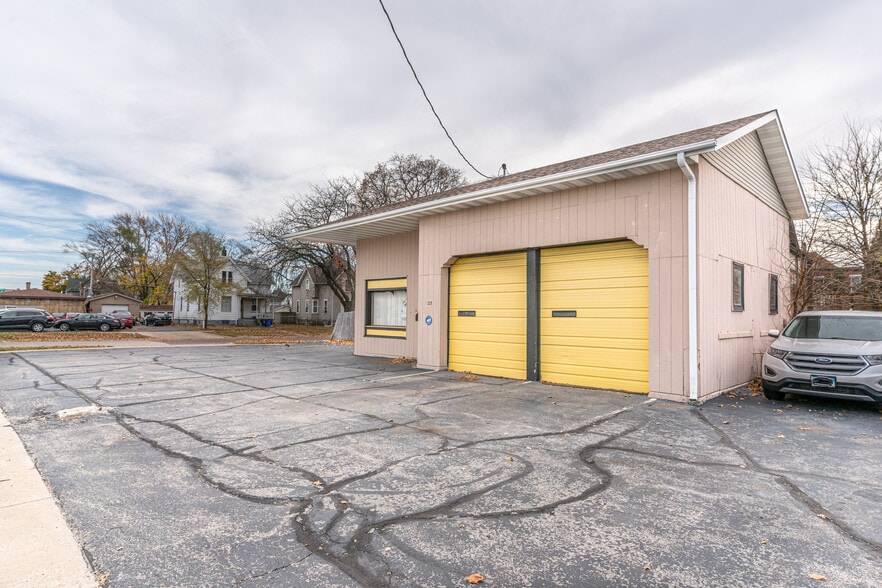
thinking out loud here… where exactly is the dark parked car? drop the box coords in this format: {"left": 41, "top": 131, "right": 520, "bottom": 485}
{"left": 54, "top": 313, "right": 122, "bottom": 332}
{"left": 145, "top": 312, "right": 172, "bottom": 326}
{"left": 110, "top": 310, "right": 135, "bottom": 328}
{"left": 0, "top": 308, "right": 56, "bottom": 332}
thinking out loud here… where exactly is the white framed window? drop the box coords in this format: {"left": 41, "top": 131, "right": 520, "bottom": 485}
{"left": 305, "top": 278, "right": 311, "bottom": 290}
{"left": 295, "top": 300, "right": 300, "bottom": 313}
{"left": 312, "top": 299, "right": 318, "bottom": 313}
{"left": 221, "top": 271, "right": 233, "bottom": 284}
{"left": 221, "top": 296, "right": 232, "bottom": 312}
{"left": 323, "top": 299, "right": 328, "bottom": 313}
{"left": 251, "top": 299, "right": 258, "bottom": 312}
{"left": 849, "top": 274, "right": 862, "bottom": 294}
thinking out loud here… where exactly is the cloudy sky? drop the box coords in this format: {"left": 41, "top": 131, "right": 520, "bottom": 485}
{"left": 1, "top": 0, "right": 881, "bottom": 290}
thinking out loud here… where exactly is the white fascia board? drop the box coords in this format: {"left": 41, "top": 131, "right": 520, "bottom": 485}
{"left": 714, "top": 111, "right": 779, "bottom": 150}
{"left": 290, "top": 139, "right": 718, "bottom": 243}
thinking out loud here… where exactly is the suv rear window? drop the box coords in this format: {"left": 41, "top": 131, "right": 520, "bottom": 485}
{"left": 783, "top": 315, "right": 882, "bottom": 341}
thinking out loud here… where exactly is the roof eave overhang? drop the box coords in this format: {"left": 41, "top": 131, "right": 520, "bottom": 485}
{"left": 716, "top": 111, "right": 808, "bottom": 220}
{"left": 290, "top": 139, "right": 718, "bottom": 246}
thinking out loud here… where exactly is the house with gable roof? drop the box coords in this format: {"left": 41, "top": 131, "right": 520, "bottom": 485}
{"left": 172, "top": 257, "right": 280, "bottom": 325}
{"left": 290, "top": 266, "right": 351, "bottom": 325}
{"left": 291, "top": 111, "right": 808, "bottom": 403}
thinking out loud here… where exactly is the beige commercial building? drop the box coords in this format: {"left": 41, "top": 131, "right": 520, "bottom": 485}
{"left": 294, "top": 111, "right": 807, "bottom": 402}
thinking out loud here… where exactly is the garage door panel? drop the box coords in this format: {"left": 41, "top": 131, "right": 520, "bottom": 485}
{"left": 449, "top": 252, "right": 526, "bottom": 379}
{"left": 541, "top": 241, "right": 649, "bottom": 393}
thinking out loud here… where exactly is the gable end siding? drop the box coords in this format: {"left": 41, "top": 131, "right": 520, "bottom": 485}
{"left": 703, "top": 132, "right": 787, "bottom": 216}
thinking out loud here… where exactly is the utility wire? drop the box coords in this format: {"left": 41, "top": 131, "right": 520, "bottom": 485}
{"left": 0, "top": 212, "right": 86, "bottom": 235}
{"left": 377, "top": 0, "right": 492, "bottom": 179}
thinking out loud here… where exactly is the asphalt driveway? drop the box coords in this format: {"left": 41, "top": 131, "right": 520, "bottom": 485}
{"left": 1, "top": 344, "right": 881, "bottom": 587}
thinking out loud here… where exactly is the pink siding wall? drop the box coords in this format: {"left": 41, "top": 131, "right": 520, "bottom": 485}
{"left": 697, "top": 159, "right": 792, "bottom": 396}
{"left": 416, "top": 170, "right": 690, "bottom": 400}
{"left": 354, "top": 231, "right": 420, "bottom": 358}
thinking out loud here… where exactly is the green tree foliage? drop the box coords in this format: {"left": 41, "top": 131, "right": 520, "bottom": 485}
{"left": 65, "top": 212, "right": 194, "bottom": 303}
{"left": 249, "top": 154, "right": 466, "bottom": 311}
{"left": 174, "top": 229, "right": 235, "bottom": 329}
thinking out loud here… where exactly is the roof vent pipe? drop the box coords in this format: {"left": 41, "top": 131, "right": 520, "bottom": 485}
{"left": 677, "top": 152, "right": 699, "bottom": 402}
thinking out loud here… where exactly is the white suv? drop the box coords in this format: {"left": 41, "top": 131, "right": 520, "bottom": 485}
{"left": 762, "top": 311, "right": 882, "bottom": 405}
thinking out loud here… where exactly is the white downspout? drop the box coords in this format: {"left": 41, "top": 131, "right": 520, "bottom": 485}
{"left": 677, "top": 152, "right": 699, "bottom": 402}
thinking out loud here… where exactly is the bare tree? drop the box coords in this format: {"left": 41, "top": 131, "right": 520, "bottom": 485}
{"left": 175, "top": 229, "right": 234, "bottom": 329}
{"left": 807, "top": 118, "right": 882, "bottom": 309}
{"left": 249, "top": 154, "right": 466, "bottom": 312}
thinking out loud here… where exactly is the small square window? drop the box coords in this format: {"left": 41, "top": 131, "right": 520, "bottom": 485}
{"left": 732, "top": 262, "right": 745, "bottom": 312}
{"left": 769, "top": 274, "right": 779, "bottom": 315}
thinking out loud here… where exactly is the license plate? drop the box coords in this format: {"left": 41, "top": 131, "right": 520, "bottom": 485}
{"left": 811, "top": 375, "right": 836, "bottom": 388}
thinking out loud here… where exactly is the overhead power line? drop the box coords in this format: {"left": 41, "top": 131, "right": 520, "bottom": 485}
{"left": 377, "top": 0, "right": 493, "bottom": 179}
{"left": 0, "top": 212, "right": 85, "bottom": 235}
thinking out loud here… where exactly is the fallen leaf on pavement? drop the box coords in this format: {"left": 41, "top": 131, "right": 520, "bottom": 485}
{"left": 809, "top": 573, "right": 827, "bottom": 581}
{"left": 466, "top": 573, "right": 484, "bottom": 584}
{"left": 505, "top": 456, "right": 514, "bottom": 462}
{"left": 312, "top": 480, "right": 323, "bottom": 487}
{"left": 817, "top": 513, "right": 829, "bottom": 520}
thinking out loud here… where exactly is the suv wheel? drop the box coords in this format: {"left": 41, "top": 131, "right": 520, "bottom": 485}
{"left": 763, "top": 386, "right": 786, "bottom": 401}
{"left": 31, "top": 322, "right": 45, "bottom": 332}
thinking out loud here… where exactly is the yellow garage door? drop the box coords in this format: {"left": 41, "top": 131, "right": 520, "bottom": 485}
{"left": 449, "top": 252, "right": 526, "bottom": 379}
{"left": 540, "top": 241, "right": 649, "bottom": 393}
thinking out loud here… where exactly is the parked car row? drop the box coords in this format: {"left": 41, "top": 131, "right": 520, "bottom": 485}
{"left": 0, "top": 307, "right": 174, "bottom": 332}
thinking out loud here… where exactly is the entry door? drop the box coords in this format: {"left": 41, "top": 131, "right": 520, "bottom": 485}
{"left": 540, "top": 241, "right": 649, "bottom": 393}
{"left": 449, "top": 252, "right": 527, "bottom": 380}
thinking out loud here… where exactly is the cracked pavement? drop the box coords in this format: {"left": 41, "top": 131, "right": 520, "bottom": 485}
{"left": 1, "top": 344, "right": 881, "bottom": 587}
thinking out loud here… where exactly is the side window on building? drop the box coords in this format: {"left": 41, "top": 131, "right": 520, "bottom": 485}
{"left": 323, "top": 299, "right": 328, "bottom": 313}
{"left": 849, "top": 274, "right": 862, "bottom": 294}
{"left": 732, "top": 262, "right": 745, "bottom": 312}
{"left": 365, "top": 278, "right": 407, "bottom": 338}
{"left": 251, "top": 299, "right": 258, "bottom": 312}
{"left": 295, "top": 300, "right": 300, "bottom": 313}
{"left": 221, "top": 296, "right": 232, "bottom": 312}
{"left": 769, "top": 274, "right": 778, "bottom": 314}
{"left": 312, "top": 299, "right": 318, "bottom": 313}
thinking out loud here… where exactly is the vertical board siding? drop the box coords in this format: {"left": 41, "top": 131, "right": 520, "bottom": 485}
{"left": 417, "top": 170, "right": 689, "bottom": 398}
{"left": 704, "top": 132, "right": 788, "bottom": 217}
{"left": 697, "top": 159, "right": 792, "bottom": 396}
{"left": 355, "top": 231, "right": 419, "bottom": 358}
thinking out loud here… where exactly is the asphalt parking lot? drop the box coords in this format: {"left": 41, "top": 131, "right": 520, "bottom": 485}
{"left": 2, "top": 344, "right": 881, "bottom": 587}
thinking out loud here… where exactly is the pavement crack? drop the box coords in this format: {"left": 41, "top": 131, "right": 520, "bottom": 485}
{"left": 691, "top": 408, "right": 882, "bottom": 556}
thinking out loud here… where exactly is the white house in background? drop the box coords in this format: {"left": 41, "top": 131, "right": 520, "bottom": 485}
{"left": 172, "top": 258, "right": 279, "bottom": 325}
{"left": 290, "top": 266, "right": 350, "bottom": 325}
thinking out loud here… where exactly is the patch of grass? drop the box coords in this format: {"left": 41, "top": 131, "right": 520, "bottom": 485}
{"left": 203, "top": 324, "right": 333, "bottom": 339}
{"left": 0, "top": 331, "right": 146, "bottom": 342}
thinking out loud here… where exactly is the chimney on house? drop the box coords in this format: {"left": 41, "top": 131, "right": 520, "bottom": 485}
{"left": 26, "top": 282, "right": 31, "bottom": 290}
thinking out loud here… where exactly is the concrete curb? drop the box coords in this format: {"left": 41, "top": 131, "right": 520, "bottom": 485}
{"left": 0, "top": 409, "right": 98, "bottom": 587}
